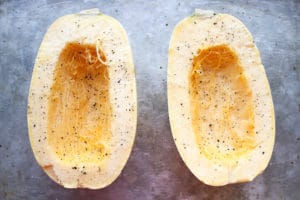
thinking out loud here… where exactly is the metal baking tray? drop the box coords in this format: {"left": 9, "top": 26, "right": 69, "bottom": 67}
{"left": 0, "top": 0, "right": 299, "bottom": 199}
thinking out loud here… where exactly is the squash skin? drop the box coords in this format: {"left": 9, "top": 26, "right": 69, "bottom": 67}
{"left": 27, "top": 9, "right": 137, "bottom": 189}
{"left": 168, "top": 10, "right": 275, "bottom": 186}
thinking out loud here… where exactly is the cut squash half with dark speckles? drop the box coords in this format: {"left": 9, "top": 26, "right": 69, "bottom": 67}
{"left": 27, "top": 9, "right": 137, "bottom": 189}
{"left": 168, "top": 9, "right": 275, "bottom": 186}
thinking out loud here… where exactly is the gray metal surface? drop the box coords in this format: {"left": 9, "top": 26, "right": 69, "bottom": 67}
{"left": 0, "top": 0, "right": 299, "bottom": 199}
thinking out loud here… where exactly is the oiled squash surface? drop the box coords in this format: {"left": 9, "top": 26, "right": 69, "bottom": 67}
{"left": 48, "top": 42, "right": 112, "bottom": 165}
{"left": 189, "top": 45, "right": 256, "bottom": 161}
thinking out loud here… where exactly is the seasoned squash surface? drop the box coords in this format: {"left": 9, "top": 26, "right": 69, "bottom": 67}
{"left": 48, "top": 42, "right": 111, "bottom": 165}
{"left": 28, "top": 9, "right": 137, "bottom": 189}
{"left": 168, "top": 10, "right": 275, "bottom": 186}
{"left": 189, "top": 45, "right": 256, "bottom": 161}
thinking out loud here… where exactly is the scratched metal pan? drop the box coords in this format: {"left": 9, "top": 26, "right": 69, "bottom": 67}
{"left": 0, "top": 0, "right": 299, "bottom": 199}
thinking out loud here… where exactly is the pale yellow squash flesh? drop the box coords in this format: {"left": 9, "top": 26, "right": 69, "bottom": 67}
{"left": 28, "top": 9, "right": 137, "bottom": 189}
{"left": 168, "top": 10, "right": 275, "bottom": 186}
{"left": 48, "top": 42, "right": 112, "bottom": 166}
{"left": 190, "top": 44, "right": 256, "bottom": 161}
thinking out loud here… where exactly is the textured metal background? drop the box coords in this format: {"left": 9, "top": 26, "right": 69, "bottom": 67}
{"left": 0, "top": 0, "right": 299, "bottom": 199}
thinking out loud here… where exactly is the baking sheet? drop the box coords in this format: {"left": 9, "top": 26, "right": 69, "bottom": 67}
{"left": 0, "top": 0, "right": 299, "bottom": 199}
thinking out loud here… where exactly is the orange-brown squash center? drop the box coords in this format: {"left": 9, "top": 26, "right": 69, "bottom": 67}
{"left": 47, "top": 42, "right": 111, "bottom": 165}
{"left": 189, "top": 45, "right": 256, "bottom": 162}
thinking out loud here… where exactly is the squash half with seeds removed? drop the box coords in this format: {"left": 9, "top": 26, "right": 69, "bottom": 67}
{"left": 168, "top": 10, "right": 275, "bottom": 186}
{"left": 27, "top": 9, "right": 137, "bottom": 189}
